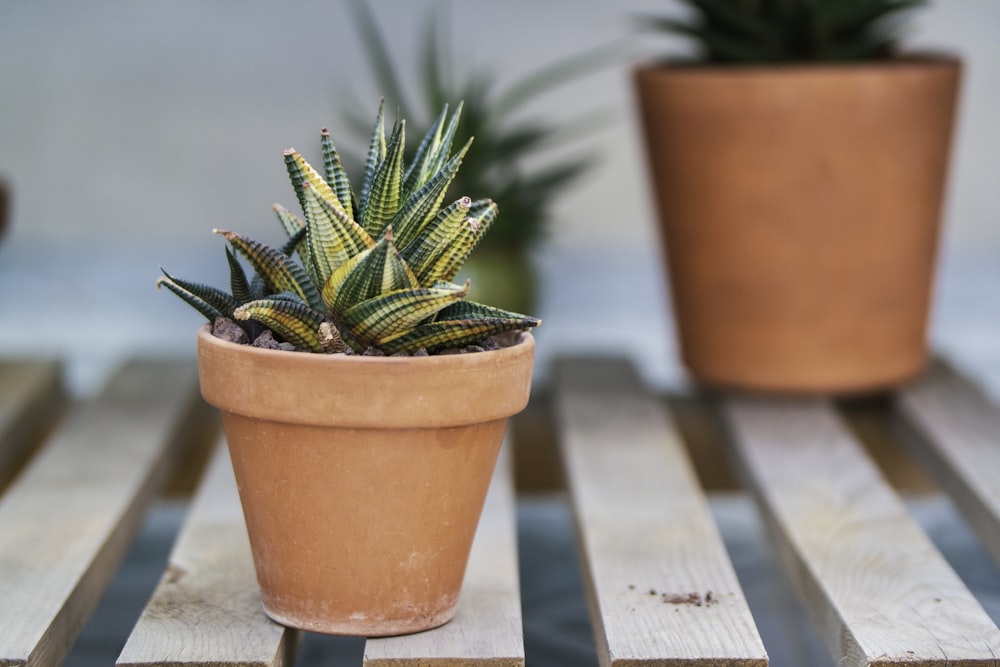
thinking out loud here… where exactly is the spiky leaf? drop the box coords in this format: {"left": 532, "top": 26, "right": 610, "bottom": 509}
{"left": 382, "top": 318, "right": 540, "bottom": 354}
{"left": 156, "top": 275, "right": 224, "bottom": 323}
{"left": 321, "top": 127, "right": 356, "bottom": 219}
{"left": 359, "top": 99, "right": 387, "bottom": 219}
{"left": 234, "top": 298, "right": 344, "bottom": 353}
{"left": 296, "top": 176, "right": 375, "bottom": 287}
{"left": 360, "top": 117, "right": 407, "bottom": 237}
{"left": 323, "top": 228, "right": 418, "bottom": 314}
{"left": 216, "top": 230, "right": 321, "bottom": 309}
{"left": 390, "top": 137, "right": 472, "bottom": 251}
{"left": 225, "top": 248, "right": 253, "bottom": 305}
{"left": 401, "top": 104, "right": 449, "bottom": 194}
{"left": 421, "top": 199, "right": 496, "bottom": 285}
{"left": 273, "top": 204, "right": 308, "bottom": 258}
{"left": 158, "top": 269, "right": 239, "bottom": 319}
{"left": 341, "top": 282, "right": 469, "bottom": 347}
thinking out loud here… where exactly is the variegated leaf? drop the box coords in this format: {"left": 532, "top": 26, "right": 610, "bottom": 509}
{"left": 428, "top": 100, "right": 464, "bottom": 178}
{"left": 225, "top": 247, "right": 253, "bottom": 305}
{"left": 280, "top": 226, "right": 307, "bottom": 258}
{"left": 402, "top": 196, "right": 472, "bottom": 282}
{"left": 284, "top": 149, "right": 350, "bottom": 220}
{"left": 325, "top": 227, "right": 419, "bottom": 315}
{"left": 380, "top": 310, "right": 539, "bottom": 355}
{"left": 401, "top": 104, "right": 450, "bottom": 195}
{"left": 321, "top": 127, "right": 356, "bottom": 219}
{"left": 390, "top": 137, "right": 472, "bottom": 251}
{"left": 417, "top": 199, "right": 497, "bottom": 285}
{"left": 438, "top": 199, "right": 498, "bottom": 282}
{"left": 215, "top": 230, "right": 322, "bottom": 309}
{"left": 159, "top": 268, "right": 238, "bottom": 319}
{"left": 299, "top": 181, "right": 375, "bottom": 287}
{"left": 156, "top": 274, "right": 225, "bottom": 323}
{"left": 273, "top": 204, "right": 308, "bottom": 259}
{"left": 233, "top": 298, "right": 344, "bottom": 353}
{"left": 360, "top": 116, "right": 407, "bottom": 237}
{"left": 359, "top": 98, "right": 386, "bottom": 220}
{"left": 341, "top": 282, "right": 468, "bottom": 347}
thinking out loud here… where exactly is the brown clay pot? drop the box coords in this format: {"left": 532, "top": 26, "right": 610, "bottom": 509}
{"left": 197, "top": 326, "right": 535, "bottom": 636}
{"left": 635, "top": 57, "right": 961, "bottom": 394}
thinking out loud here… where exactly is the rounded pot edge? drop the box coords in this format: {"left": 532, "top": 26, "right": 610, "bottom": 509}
{"left": 197, "top": 325, "right": 536, "bottom": 428}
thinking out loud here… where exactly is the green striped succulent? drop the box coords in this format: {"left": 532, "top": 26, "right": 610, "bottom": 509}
{"left": 157, "top": 102, "right": 540, "bottom": 355}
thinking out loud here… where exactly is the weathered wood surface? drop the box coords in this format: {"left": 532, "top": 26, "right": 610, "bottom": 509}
{"left": 364, "top": 437, "right": 524, "bottom": 666}
{"left": 117, "top": 439, "right": 298, "bottom": 667}
{"left": 722, "top": 396, "right": 1000, "bottom": 666}
{"left": 0, "top": 361, "right": 201, "bottom": 667}
{"left": 555, "top": 359, "right": 768, "bottom": 667}
{"left": 0, "top": 359, "right": 64, "bottom": 488}
{"left": 896, "top": 361, "right": 1000, "bottom": 566}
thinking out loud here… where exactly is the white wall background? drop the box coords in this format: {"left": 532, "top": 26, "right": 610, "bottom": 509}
{"left": 0, "top": 1, "right": 997, "bottom": 392}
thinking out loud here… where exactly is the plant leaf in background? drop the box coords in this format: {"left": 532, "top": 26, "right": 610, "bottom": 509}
{"left": 345, "top": 0, "right": 624, "bottom": 252}
{"left": 641, "top": 0, "right": 926, "bottom": 64}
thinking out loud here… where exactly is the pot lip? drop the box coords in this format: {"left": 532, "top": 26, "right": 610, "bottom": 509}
{"left": 196, "top": 323, "right": 535, "bottom": 368}
{"left": 634, "top": 52, "right": 962, "bottom": 78}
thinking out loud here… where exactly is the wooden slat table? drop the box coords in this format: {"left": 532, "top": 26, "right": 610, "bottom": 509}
{"left": 1, "top": 355, "right": 998, "bottom": 667}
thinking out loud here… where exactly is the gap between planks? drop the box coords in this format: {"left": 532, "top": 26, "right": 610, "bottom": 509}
{"left": 721, "top": 394, "right": 1000, "bottom": 667}
{"left": 554, "top": 358, "right": 768, "bottom": 667}
{"left": 0, "top": 360, "right": 202, "bottom": 667}
{"left": 117, "top": 438, "right": 298, "bottom": 667}
{"left": 895, "top": 360, "right": 1000, "bottom": 567}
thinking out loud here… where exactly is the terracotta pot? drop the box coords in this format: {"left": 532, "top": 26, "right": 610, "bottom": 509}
{"left": 197, "top": 326, "right": 535, "bottom": 636}
{"left": 635, "top": 57, "right": 961, "bottom": 394}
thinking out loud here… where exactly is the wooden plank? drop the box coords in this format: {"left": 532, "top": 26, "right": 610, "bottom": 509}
{"left": 0, "top": 360, "right": 202, "bottom": 667}
{"left": 555, "top": 358, "right": 768, "bottom": 667}
{"left": 0, "top": 359, "right": 65, "bottom": 489}
{"left": 896, "top": 361, "right": 1000, "bottom": 565}
{"left": 722, "top": 396, "right": 1000, "bottom": 667}
{"left": 364, "top": 436, "right": 524, "bottom": 666}
{"left": 117, "top": 439, "right": 298, "bottom": 667}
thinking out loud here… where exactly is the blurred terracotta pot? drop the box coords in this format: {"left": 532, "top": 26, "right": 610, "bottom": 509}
{"left": 197, "top": 326, "right": 535, "bottom": 636}
{"left": 635, "top": 57, "right": 961, "bottom": 394}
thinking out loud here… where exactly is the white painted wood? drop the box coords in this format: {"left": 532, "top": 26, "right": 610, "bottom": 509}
{"left": 555, "top": 359, "right": 768, "bottom": 667}
{"left": 723, "top": 396, "right": 1000, "bottom": 666}
{"left": 896, "top": 361, "right": 1000, "bottom": 566}
{"left": 364, "top": 437, "right": 524, "bottom": 667}
{"left": 117, "top": 439, "right": 297, "bottom": 667}
{"left": 0, "top": 359, "right": 64, "bottom": 485}
{"left": 0, "top": 361, "right": 201, "bottom": 667}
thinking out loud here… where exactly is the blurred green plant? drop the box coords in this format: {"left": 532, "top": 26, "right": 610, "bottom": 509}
{"left": 642, "top": 0, "right": 925, "bottom": 63}
{"left": 346, "top": 0, "right": 621, "bottom": 252}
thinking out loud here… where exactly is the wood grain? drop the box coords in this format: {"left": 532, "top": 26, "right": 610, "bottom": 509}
{"left": 0, "top": 359, "right": 65, "bottom": 490}
{"left": 364, "top": 437, "right": 524, "bottom": 666}
{"left": 555, "top": 359, "right": 768, "bottom": 667}
{"left": 0, "top": 361, "right": 201, "bottom": 667}
{"left": 722, "top": 396, "right": 1000, "bottom": 666}
{"left": 117, "top": 439, "right": 297, "bottom": 666}
{"left": 896, "top": 361, "right": 1000, "bottom": 566}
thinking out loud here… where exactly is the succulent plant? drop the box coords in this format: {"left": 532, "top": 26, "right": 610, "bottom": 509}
{"left": 645, "top": 0, "right": 925, "bottom": 63}
{"left": 157, "top": 102, "right": 540, "bottom": 355}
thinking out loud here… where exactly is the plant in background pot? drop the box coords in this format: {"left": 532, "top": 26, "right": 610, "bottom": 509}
{"left": 345, "top": 0, "right": 616, "bottom": 314}
{"left": 157, "top": 101, "right": 539, "bottom": 636}
{"left": 634, "top": 0, "right": 961, "bottom": 394}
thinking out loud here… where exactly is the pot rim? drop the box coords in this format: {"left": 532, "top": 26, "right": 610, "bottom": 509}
{"left": 196, "top": 325, "right": 536, "bottom": 428}
{"left": 634, "top": 52, "right": 962, "bottom": 78}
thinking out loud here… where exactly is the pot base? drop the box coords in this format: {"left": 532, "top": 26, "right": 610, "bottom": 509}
{"left": 261, "top": 598, "right": 458, "bottom": 637}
